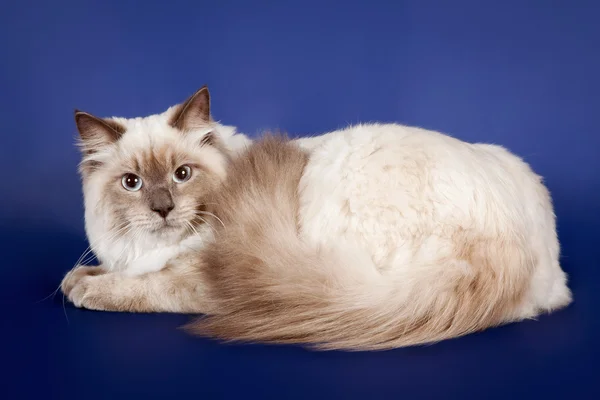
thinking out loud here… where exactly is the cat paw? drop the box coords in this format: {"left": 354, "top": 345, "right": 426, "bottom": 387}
{"left": 61, "top": 265, "right": 106, "bottom": 297}
{"left": 67, "top": 275, "right": 114, "bottom": 311}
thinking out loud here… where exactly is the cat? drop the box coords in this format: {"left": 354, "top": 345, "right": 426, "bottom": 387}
{"left": 61, "top": 86, "right": 572, "bottom": 350}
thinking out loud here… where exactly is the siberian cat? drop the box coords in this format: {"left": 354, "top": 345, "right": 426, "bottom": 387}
{"left": 61, "top": 86, "right": 572, "bottom": 350}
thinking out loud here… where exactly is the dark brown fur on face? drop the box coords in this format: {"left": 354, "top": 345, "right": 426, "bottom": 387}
{"left": 104, "top": 144, "right": 224, "bottom": 236}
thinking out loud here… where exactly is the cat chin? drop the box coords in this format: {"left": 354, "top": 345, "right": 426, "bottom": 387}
{"left": 148, "top": 223, "right": 185, "bottom": 236}
{"left": 157, "top": 224, "right": 195, "bottom": 243}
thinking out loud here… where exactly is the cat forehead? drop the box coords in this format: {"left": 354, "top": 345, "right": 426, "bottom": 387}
{"left": 115, "top": 112, "right": 177, "bottom": 142}
{"left": 117, "top": 133, "right": 198, "bottom": 173}
{"left": 113, "top": 111, "right": 203, "bottom": 153}
{"left": 125, "top": 145, "right": 187, "bottom": 180}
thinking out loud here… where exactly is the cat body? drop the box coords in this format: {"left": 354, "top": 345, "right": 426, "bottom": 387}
{"left": 297, "top": 123, "right": 571, "bottom": 319}
{"left": 62, "top": 87, "right": 571, "bottom": 350}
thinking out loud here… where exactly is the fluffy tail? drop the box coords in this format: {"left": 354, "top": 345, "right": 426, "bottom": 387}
{"left": 188, "top": 135, "right": 534, "bottom": 350}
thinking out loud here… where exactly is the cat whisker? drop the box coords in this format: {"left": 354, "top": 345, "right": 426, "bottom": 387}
{"left": 184, "top": 220, "right": 200, "bottom": 237}
{"left": 35, "top": 287, "right": 63, "bottom": 304}
{"left": 196, "top": 210, "right": 225, "bottom": 229}
{"left": 196, "top": 215, "right": 216, "bottom": 236}
{"left": 62, "top": 289, "right": 69, "bottom": 324}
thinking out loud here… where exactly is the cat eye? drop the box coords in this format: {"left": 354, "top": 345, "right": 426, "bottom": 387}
{"left": 173, "top": 165, "right": 192, "bottom": 183}
{"left": 121, "top": 173, "right": 143, "bottom": 191}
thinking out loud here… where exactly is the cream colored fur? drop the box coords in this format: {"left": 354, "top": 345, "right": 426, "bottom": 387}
{"left": 298, "top": 124, "right": 571, "bottom": 318}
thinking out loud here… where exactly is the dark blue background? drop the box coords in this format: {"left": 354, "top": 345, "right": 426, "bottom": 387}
{"left": 2, "top": 0, "right": 599, "bottom": 398}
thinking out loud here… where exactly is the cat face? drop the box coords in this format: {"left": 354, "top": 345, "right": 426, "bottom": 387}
{"left": 76, "top": 86, "right": 231, "bottom": 255}
{"left": 91, "top": 138, "right": 225, "bottom": 240}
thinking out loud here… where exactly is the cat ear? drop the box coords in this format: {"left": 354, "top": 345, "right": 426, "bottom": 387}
{"left": 169, "top": 85, "right": 211, "bottom": 131}
{"left": 74, "top": 110, "right": 126, "bottom": 152}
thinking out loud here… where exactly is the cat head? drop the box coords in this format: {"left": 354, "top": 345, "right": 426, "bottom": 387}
{"left": 75, "top": 86, "right": 240, "bottom": 265}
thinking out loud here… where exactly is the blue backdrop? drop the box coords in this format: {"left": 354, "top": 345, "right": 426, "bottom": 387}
{"left": 2, "top": 1, "right": 599, "bottom": 399}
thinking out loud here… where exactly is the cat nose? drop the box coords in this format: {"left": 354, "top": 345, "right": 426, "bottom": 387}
{"left": 149, "top": 188, "right": 175, "bottom": 219}
{"left": 151, "top": 205, "right": 174, "bottom": 219}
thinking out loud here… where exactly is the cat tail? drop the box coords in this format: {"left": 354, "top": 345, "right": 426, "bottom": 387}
{"left": 186, "top": 135, "right": 534, "bottom": 351}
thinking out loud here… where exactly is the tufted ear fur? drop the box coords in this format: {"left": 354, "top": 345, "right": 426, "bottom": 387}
{"left": 74, "top": 110, "right": 126, "bottom": 154}
{"left": 169, "top": 85, "right": 211, "bottom": 131}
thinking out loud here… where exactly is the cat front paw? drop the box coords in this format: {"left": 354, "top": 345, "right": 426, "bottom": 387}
{"left": 61, "top": 265, "right": 106, "bottom": 297}
{"left": 67, "top": 274, "right": 115, "bottom": 311}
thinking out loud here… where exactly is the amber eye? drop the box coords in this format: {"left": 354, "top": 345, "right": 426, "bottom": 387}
{"left": 173, "top": 165, "right": 192, "bottom": 183}
{"left": 121, "top": 173, "right": 142, "bottom": 191}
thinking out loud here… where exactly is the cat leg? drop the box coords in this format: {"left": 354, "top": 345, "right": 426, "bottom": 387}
{"left": 61, "top": 255, "right": 211, "bottom": 314}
